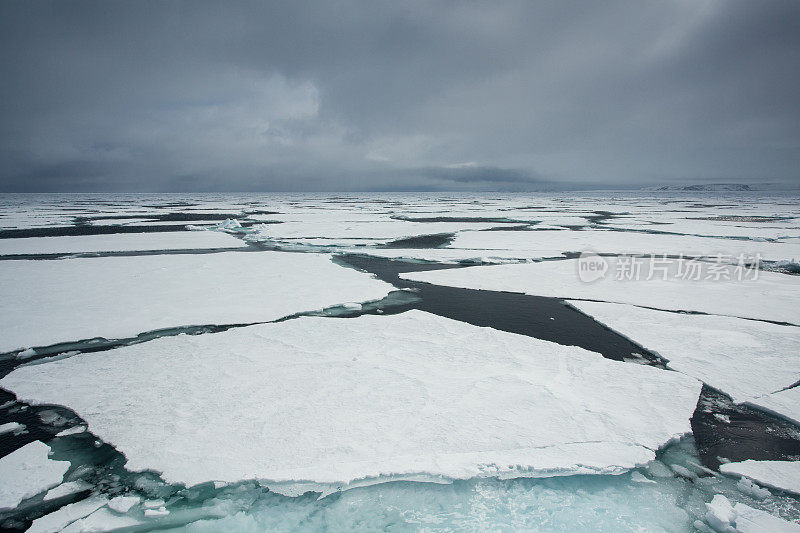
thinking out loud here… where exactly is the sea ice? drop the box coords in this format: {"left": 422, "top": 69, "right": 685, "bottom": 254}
{"left": 107, "top": 494, "right": 140, "bottom": 513}
{"left": 0, "top": 441, "right": 70, "bottom": 511}
{"left": 733, "top": 502, "right": 800, "bottom": 532}
{"left": 27, "top": 495, "right": 109, "bottom": 533}
{"left": 1, "top": 311, "right": 701, "bottom": 490}
{"left": 43, "top": 480, "right": 92, "bottom": 501}
{"left": 747, "top": 386, "right": 800, "bottom": 426}
{"left": 61, "top": 507, "right": 142, "bottom": 532}
{"left": 0, "top": 251, "right": 392, "bottom": 352}
{"left": 0, "top": 421, "right": 25, "bottom": 435}
{"left": 450, "top": 229, "right": 800, "bottom": 262}
{"left": 401, "top": 258, "right": 800, "bottom": 324}
{"left": 0, "top": 231, "right": 246, "bottom": 255}
{"left": 720, "top": 460, "right": 800, "bottom": 496}
{"left": 566, "top": 301, "right": 800, "bottom": 403}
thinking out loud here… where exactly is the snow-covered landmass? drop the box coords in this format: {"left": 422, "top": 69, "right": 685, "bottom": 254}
{"left": 1, "top": 311, "right": 701, "bottom": 489}
{"left": 0, "top": 251, "right": 392, "bottom": 352}
{"left": 720, "top": 460, "right": 800, "bottom": 496}
{"left": 401, "top": 258, "right": 800, "bottom": 323}
{"left": 747, "top": 387, "right": 800, "bottom": 426}
{"left": 566, "top": 301, "right": 800, "bottom": 404}
{"left": 0, "top": 231, "right": 246, "bottom": 255}
{"left": 0, "top": 441, "right": 70, "bottom": 511}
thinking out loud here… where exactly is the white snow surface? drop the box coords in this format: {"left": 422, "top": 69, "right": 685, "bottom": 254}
{"left": 747, "top": 387, "right": 800, "bottom": 426}
{"left": 721, "top": 460, "right": 800, "bottom": 496}
{"left": 0, "top": 231, "right": 246, "bottom": 255}
{"left": 1, "top": 311, "right": 701, "bottom": 490}
{"left": 401, "top": 258, "right": 800, "bottom": 324}
{"left": 27, "top": 495, "right": 109, "bottom": 533}
{"left": 0, "top": 441, "right": 70, "bottom": 510}
{"left": 450, "top": 229, "right": 800, "bottom": 262}
{"left": 0, "top": 251, "right": 392, "bottom": 352}
{"left": 566, "top": 301, "right": 800, "bottom": 404}
{"left": 734, "top": 502, "right": 800, "bottom": 533}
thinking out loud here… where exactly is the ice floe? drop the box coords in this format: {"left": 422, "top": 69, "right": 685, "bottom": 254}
{"left": 0, "top": 231, "right": 246, "bottom": 255}
{"left": 566, "top": 301, "right": 800, "bottom": 403}
{"left": 720, "top": 460, "right": 800, "bottom": 496}
{"left": 450, "top": 229, "right": 800, "bottom": 262}
{"left": 43, "top": 480, "right": 92, "bottom": 501}
{"left": 0, "top": 251, "right": 392, "bottom": 352}
{"left": 747, "top": 386, "right": 800, "bottom": 426}
{"left": 401, "top": 257, "right": 800, "bottom": 324}
{"left": 0, "top": 441, "right": 70, "bottom": 511}
{"left": 27, "top": 495, "right": 109, "bottom": 533}
{"left": 0, "top": 421, "right": 25, "bottom": 435}
{"left": 702, "top": 494, "right": 800, "bottom": 532}
{"left": 1, "top": 310, "right": 701, "bottom": 490}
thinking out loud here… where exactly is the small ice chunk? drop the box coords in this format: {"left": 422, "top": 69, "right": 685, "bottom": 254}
{"left": 144, "top": 506, "right": 169, "bottom": 517}
{"left": 107, "top": 494, "right": 140, "bottom": 513}
{"left": 645, "top": 460, "right": 675, "bottom": 478}
{"left": 0, "top": 421, "right": 25, "bottom": 435}
{"left": 669, "top": 464, "right": 697, "bottom": 480}
{"left": 0, "top": 441, "right": 70, "bottom": 511}
{"left": 705, "top": 494, "right": 737, "bottom": 533}
{"left": 43, "top": 480, "right": 92, "bottom": 501}
{"left": 630, "top": 471, "right": 656, "bottom": 483}
{"left": 736, "top": 476, "right": 770, "bottom": 500}
{"left": 720, "top": 459, "right": 800, "bottom": 496}
{"left": 16, "top": 348, "right": 36, "bottom": 359}
{"left": 143, "top": 498, "right": 166, "bottom": 508}
{"left": 56, "top": 425, "right": 87, "bottom": 437}
{"left": 340, "top": 302, "right": 363, "bottom": 310}
{"left": 713, "top": 414, "right": 730, "bottom": 424}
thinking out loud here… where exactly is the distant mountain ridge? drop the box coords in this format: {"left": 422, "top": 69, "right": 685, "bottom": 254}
{"left": 644, "top": 183, "right": 799, "bottom": 191}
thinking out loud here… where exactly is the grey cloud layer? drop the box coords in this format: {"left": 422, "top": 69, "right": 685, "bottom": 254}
{"left": 1, "top": 1, "right": 798, "bottom": 191}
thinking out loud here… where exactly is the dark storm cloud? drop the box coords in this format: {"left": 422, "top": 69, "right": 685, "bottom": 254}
{"left": 0, "top": 0, "right": 798, "bottom": 191}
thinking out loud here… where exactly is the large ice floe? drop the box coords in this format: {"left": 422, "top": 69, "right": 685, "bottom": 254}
{"left": 0, "top": 251, "right": 392, "bottom": 353}
{"left": 565, "top": 301, "right": 800, "bottom": 404}
{"left": 400, "top": 257, "right": 800, "bottom": 324}
{"left": 1, "top": 311, "right": 701, "bottom": 491}
{"left": 720, "top": 460, "right": 800, "bottom": 496}
{"left": 449, "top": 229, "right": 800, "bottom": 262}
{"left": 0, "top": 441, "right": 69, "bottom": 511}
{"left": 0, "top": 231, "right": 246, "bottom": 255}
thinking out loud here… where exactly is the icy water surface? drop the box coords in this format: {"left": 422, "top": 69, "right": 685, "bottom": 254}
{"left": 0, "top": 192, "right": 799, "bottom": 531}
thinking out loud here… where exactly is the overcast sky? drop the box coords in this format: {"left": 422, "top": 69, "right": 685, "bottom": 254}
{"left": 1, "top": 1, "right": 798, "bottom": 192}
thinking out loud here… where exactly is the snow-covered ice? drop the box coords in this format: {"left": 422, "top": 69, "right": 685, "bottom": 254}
{"left": 734, "top": 502, "right": 800, "bottom": 532}
{"left": 0, "top": 231, "right": 246, "bottom": 255}
{"left": 0, "top": 421, "right": 25, "bottom": 435}
{"left": 27, "top": 495, "right": 110, "bottom": 533}
{"left": 566, "top": 301, "right": 800, "bottom": 404}
{"left": 1, "top": 310, "right": 701, "bottom": 489}
{"left": 0, "top": 251, "right": 392, "bottom": 352}
{"left": 401, "top": 258, "right": 800, "bottom": 324}
{"left": 43, "top": 480, "right": 92, "bottom": 501}
{"left": 747, "top": 386, "right": 800, "bottom": 426}
{"left": 107, "top": 494, "right": 140, "bottom": 513}
{"left": 720, "top": 460, "right": 800, "bottom": 496}
{"left": 0, "top": 441, "right": 70, "bottom": 511}
{"left": 450, "top": 228, "right": 800, "bottom": 262}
